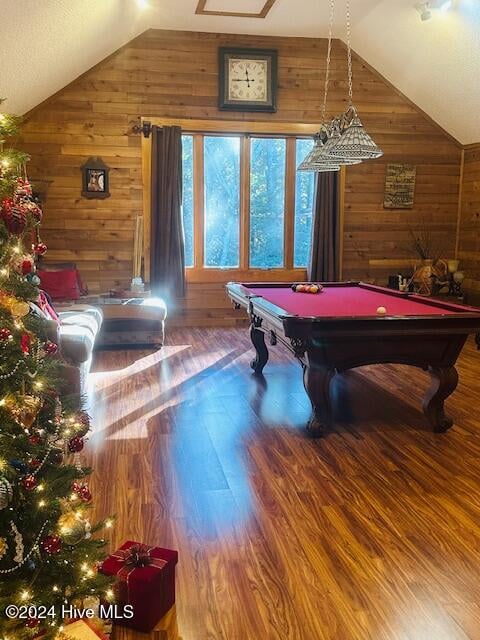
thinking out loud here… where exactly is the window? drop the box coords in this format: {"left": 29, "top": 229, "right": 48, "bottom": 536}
{"left": 181, "top": 135, "right": 194, "bottom": 268}
{"left": 204, "top": 136, "right": 241, "bottom": 268}
{"left": 294, "top": 139, "right": 315, "bottom": 268}
{"left": 180, "top": 132, "right": 315, "bottom": 271}
{"left": 250, "top": 138, "right": 286, "bottom": 269}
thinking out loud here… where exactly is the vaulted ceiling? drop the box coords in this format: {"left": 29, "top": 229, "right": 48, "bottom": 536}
{"left": 1, "top": 0, "right": 479, "bottom": 143}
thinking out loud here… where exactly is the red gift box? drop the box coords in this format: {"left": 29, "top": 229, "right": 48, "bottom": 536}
{"left": 100, "top": 540, "right": 178, "bottom": 633}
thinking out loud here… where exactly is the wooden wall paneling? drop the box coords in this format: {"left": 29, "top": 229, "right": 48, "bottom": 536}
{"left": 458, "top": 143, "right": 480, "bottom": 302}
{"left": 19, "top": 29, "right": 463, "bottom": 323}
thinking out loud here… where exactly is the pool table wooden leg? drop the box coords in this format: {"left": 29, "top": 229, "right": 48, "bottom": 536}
{"left": 303, "top": 363, "right": 334, "bottom": 437}
{"left": 422, "top": 365, "right": 458, "bottom": 433}
{"left": 250, "top": 324, "right": 269, "bottom": 375}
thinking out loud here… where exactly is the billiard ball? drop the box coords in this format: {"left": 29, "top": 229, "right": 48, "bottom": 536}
{"left": 310, "top": 285, "right": 319, "bottom": 294}
{"left": 376, "top": 306, "right": 387, "bottom": 316}
{"left": 297, "top": 285, "right": 305, "bottom": 292}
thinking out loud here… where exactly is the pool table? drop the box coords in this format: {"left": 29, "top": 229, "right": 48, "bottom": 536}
{"left": 226, "top": 281, "right": 480, "bottom": 436}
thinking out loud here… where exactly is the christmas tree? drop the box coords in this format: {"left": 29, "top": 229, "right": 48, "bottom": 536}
{"left": 0, "top": 99, "right": 113, "bottom": 639}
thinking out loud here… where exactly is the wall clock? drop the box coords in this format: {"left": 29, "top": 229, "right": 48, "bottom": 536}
{"left": 218, "top": 47, "right": 278, "bottom": 112}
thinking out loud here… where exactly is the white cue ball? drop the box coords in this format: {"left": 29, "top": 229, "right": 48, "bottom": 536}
{"left": 376, "top": 306, "right": 387, "bottom": 316}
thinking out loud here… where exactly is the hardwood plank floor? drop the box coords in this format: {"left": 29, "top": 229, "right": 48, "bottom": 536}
{"left": 86, "top": 328, "right": 480, "bottom": 640}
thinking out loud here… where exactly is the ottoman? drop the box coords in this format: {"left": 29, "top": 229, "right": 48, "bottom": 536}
{"left": 97, "top": 297, "right": 167, "bottom": 348}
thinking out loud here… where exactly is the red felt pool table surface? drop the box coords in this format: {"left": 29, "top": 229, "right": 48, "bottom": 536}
{"left": 244, "top": 283, "right": 470, "bottom": 318}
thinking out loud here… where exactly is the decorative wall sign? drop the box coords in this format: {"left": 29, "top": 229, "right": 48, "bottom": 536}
{"left": 81, "top": 157, "right": 110, "bottom": 199}
{"left": 384, "top": 163, "right": 416, "bottom": 209}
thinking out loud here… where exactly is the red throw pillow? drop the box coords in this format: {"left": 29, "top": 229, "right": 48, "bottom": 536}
{"left": 37, "top": 269, "right": 80, "bottom": 301}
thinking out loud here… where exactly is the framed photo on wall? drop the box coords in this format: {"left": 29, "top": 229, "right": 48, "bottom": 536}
{"left": 218, "top": 47, "right": 278, "bottom": 112}
{"left": 81, "top": 157, "right": 110, "bottom": 199}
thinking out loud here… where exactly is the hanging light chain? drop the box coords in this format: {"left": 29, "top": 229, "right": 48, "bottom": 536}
{"left": 346, "top": 0, "right": 353, "bottom": 105}
{"left": 321, "top": 0, "right": 335, "bottom": 124}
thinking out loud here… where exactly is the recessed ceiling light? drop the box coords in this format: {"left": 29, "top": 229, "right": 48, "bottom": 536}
{"left": 137, "top": 0, "right": 148, "bottom": 8}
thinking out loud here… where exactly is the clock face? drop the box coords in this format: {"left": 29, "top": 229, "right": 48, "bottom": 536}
{"left": 219, "top": 48, "right": 277, "bottom": 112}
{"left": 228, "top": 58, "right": 268, "bottom": 103}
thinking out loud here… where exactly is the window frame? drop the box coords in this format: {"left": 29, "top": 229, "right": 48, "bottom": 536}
{"left": 142, "top": 118, "right": 345, "bottom": 283}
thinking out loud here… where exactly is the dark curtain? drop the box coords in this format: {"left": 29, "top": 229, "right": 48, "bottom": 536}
{"left": 150, "top": 125, "right": 185, "bottom": 298}
{"left": 308, "top": 171, "right": 340, "bottom": 282}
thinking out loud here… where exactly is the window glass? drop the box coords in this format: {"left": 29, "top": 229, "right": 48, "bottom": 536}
{"left": 294, "top": 138, "right": 315, "bottom": 268}
{"left": 249, "top": 137, "right": 286, "bottom": 268}
{"left": 204, "top": 136, "right": 241, "bottom": 268}
{"left": 181, "top": 135, "right": 194, "bottom": 267}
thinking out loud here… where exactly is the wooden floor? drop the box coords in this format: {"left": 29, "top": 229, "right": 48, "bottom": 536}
{"left": 86, "top": 328, "right": 480, "bottom": 640}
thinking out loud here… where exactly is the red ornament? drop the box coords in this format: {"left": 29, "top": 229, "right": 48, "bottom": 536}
{"left": 20, "top": 333, "right": 31, "bottom": 354}
{"left": 28, "top": 434, "right": 42, "bottom": 446}
{"left": 30, "top": 457, "right": 42, "bottom": 469}
{"left": 21, "top": 258, "right": 34, "bottom": 275}
{"left": 2, "top": 203, "right": 27, "bottom": 235}
{"left": 33, "top": 242, "right": 47, "bottom": 255}
{"left": 40, "top": 534, "right": 62, "bottom": 555}
{"left": 0, "top": 328, "right": 12, "bottom": 341}
{"left": 44, "top": 341, "right": 58, "bottom": 355}
{"left": 25, "top": 618, "right": 40, "bottom": 629}
{"left": 78, "top": 484, "right": 92, "bottom": 503}
{"left": 68, "top": 436, "right": 84, "bottom": 453}
{"left": 22, "top": 474, "right": 37, "bottom": 491}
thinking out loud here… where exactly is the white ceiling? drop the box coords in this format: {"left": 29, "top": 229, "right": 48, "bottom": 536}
{"left": 0, "top": 0, "right": 479, "bottom": 143}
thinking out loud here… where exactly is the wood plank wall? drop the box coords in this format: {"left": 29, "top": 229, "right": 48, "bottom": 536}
{"left": 19, "top": 29, "right": 462, "bottom": 325}
{"left": 458, "top": 143, "right": 480, "bottom": 305}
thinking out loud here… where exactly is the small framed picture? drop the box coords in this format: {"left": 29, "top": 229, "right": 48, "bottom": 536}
{"left": 81, "top": 157, "right": 110, "bottom": 199}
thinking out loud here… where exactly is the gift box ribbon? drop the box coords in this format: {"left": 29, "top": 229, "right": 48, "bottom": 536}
{"left": 112, "top": 544, "right": 167, "bottom": 603}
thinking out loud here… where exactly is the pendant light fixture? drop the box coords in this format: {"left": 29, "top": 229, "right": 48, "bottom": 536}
{"left": 326, "top": 0, "right": 383, "bottom": 162}
{"left": 298, "top": 0, "right": 383, "bottom": 172}
{"left": 298, "top": 0, "right": 340, "bottom": 172}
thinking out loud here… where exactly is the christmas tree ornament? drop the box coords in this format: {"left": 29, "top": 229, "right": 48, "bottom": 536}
{"left": 9, "top": 458, "right": 28, "bottom": 474}
{"left": 0, "top": 476, "right": 13, "bottom": 509}
{"left": 15, "top": 177, "right": 32, "bottom": 197}
{"left": 68, "top": 435, "right": 84, "bottom": 453}
{"left": 33, "top": 242, "right": 47, "bottom": 256}
{"left": 30, "top": 457, "right": 42, "bottom": 469}
{"left": 58, "top": 511, "right": 87, "bottom": 545}
{"left": 4, "top": 394, "right": 42, "bottom": 428}
{"left": 0, "top": 196, "right": 14, "bottom": 215}
{"left": 25, "top": 617, "right": 40, "bottom": 629}
{"left": 11, "top": 299, "right": 30, "bottom": 317}
{"left": 1, "top": 203, "right": 27, "bottom": 235}
{"left": 0, "top": 537, "right": 8, "bottom": 560}
{"left": 20, "top": 333, "right": 30, "bottom": 354}
{"left": 11, "top": 520, "right": 25, "bottom": 564}
{"left": 44, "top": 340, "right": 58, "bottom": 355}
{"left": 40, "top": 534, "right": 62, "bottom": 555}
{"left": 0, "top": 327, "right": 12, "bottom": 341}
{"left": 79, "top": 484, "right": 92, "bottom": 502}
{"left": 28, "top": 433, "right": 42, "bottom": 446}
{"left": 21, "top": 256, "right": 34, "bottom": 275}
{"left": 26, "top": 200, "right": 42, "bottom": 224}
{"left": 22, "top": 474, "right": 37, "bottom": 491}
